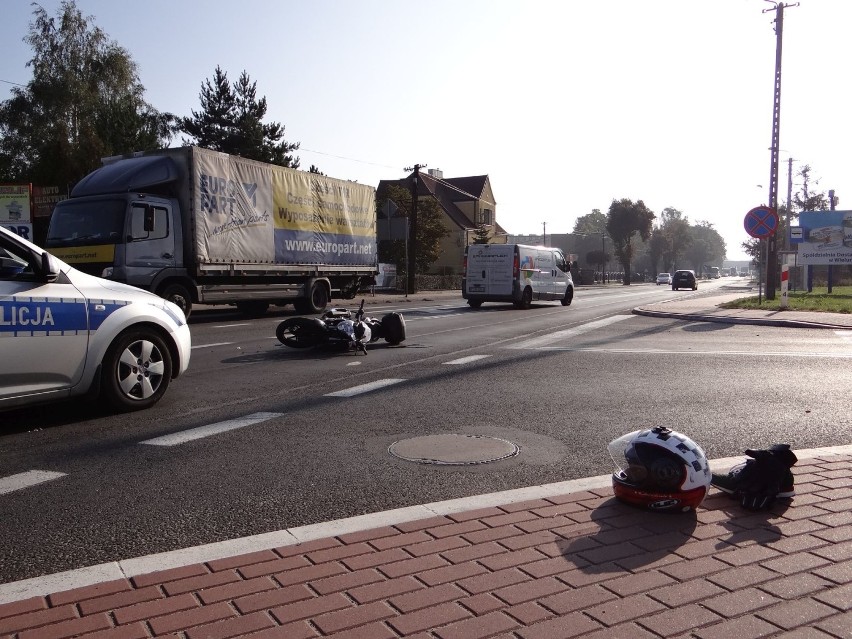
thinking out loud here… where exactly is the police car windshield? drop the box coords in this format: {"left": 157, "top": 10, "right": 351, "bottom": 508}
{"left": 47, "top": 199, "right": 126, "bottom": 245}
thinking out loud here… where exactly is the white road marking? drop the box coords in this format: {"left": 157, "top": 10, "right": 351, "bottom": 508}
{"left": 191, "top": 342, "right": 233, "bottom": 349}
{"left": 0, "top": 470, "right": 66, "bottom": 496}
{"left": 835, "top": 331, "right": 852, "bottom": 339}
{"left": 325, "top": 379, "right": 406, "bottom": 397}
{"left": 525, "top": 347, "right": 852, "bottom": 358}
{"left": 508, "top": 315, "right": 635, "bottom": 350}
{"left": 444, "top": 355, "right": 491, "bottom": 365}
{"left": 140, "top": 412, "right": 283, "bottom": 446}
{"left": 213, "top": 323, "right": 251, "bottom": 329}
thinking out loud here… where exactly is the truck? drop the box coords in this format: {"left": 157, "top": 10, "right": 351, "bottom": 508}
{"left": 45, "top": 147, "right": 377, "bottom": 318}
{"left": 462, "top": 243, "right": 574, "bottom": 309}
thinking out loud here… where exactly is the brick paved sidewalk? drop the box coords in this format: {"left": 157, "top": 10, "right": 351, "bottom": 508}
{"left": 1, "top": 453, "right": 850, "bottom": 639}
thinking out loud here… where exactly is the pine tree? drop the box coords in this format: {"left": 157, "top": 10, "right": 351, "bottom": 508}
{"left": 180, "top": 67, "right": 300, "bottom": 167}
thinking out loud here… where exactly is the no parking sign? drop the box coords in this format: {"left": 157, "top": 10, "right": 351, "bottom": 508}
{"left": 744, "top": 206, "right": 779, "bottom": 239}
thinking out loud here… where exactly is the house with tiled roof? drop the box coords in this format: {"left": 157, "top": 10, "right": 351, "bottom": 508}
{"left": 376, "top": 169, "right": 507, "bottom": 275}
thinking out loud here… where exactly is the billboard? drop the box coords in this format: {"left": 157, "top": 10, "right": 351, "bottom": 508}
{"left": 797, "top": 210, "right": 852, "bottom": 266}
{"left": 0, "top": 184, "right": 31, "bottom": 224}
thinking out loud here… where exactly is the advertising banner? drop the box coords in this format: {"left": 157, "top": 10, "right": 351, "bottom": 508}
{"left": 193, "top": 150, "right": 376, "bottom": 267}
{"left": 797, "top": 210, "right": 852, "bottom": 266}
{"left": 0, "top": 184, "right": 31, "bottom": 224}
{"left": 32, "top": 185, "right": 68, "bottom": 218}
{"left": 1, "top": 223, "right": 34, "bottom": 241}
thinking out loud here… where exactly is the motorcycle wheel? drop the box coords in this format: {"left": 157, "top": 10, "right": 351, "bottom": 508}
{"left": 381, "top": 312, "right": 406, "bottom": 345}
{"left": 276, "top": 317, "right": 325, "bottom": 348}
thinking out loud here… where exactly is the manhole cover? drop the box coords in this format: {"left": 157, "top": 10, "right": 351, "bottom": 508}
{"left": 388, "top": 434, "right": 520, "bottom": 465}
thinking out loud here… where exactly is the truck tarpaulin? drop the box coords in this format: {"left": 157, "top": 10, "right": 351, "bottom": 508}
{"left": 193, "top": 151, "right": 376, "bottom": 267}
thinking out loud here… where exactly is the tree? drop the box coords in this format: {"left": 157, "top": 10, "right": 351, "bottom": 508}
{"left": 573, "top": 209, "right": 607, "bottom": 235}
{"left": 308, "top": 165, "right": 324, "bottom": 175}
{"left": 472, "top": 224, "right": 490, "bottom": 244}
{"left": 605, "top": 198, "right": 655, "bottom": 284}
{"left": 375, "top": 184, "right": 449, "bottom": 275}
{"left": 793, "top": 165, "right": 829, "bottom": 213}
{"left": 684, "top": 221, "right": 726, "bottom": 273}
{"left": 179, "top": 66, "right": 300, "bottom": 167}
{"left": 656, "top": 208, "right": 692, "bottom": 272}
{"left": 0, "top": 0, "right": 173, "bottom": 186}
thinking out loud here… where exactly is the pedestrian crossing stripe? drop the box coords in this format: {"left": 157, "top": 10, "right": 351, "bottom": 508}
{"left": 508, "top": 315, "right": 635, "bottom": 350}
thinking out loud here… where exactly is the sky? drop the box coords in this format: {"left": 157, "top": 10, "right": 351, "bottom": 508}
{"left": 2, "top": 0, "right": 850, "bottom": 261}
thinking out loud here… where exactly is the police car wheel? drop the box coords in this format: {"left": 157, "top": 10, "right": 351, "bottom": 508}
{"left": 102, "top": 329, "right": 173, "bottom": 412}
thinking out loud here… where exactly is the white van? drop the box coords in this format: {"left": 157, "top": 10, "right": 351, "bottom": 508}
{"left": 462, "top": 243, "right": 574, "bottom": 309}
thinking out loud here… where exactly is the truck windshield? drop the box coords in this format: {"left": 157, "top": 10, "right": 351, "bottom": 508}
{"left": 46, "top": 199, "right": 126, "bottom": 246}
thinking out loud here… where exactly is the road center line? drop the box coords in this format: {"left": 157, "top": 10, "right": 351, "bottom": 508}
{"left": 508, "top": 314, "right": 635, "bottom": 349}
{"left": 140, "top": 412, "right": 284, "bottom": 446}
{"left": 444, "top": 355, "right": 491, "bottom": 365}
{"left": 0, "top": 470, "right": 66, "bottom": 496}
{"left": 191, "top": 342, "right": 234, "bottom": 349}
{"left": 325, "top": 379, "right": 406, "bottom": 397}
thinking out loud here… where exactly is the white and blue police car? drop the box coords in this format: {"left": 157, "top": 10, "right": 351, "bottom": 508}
{"left": 0, "top": 225, "right": 191, "bottom": 412}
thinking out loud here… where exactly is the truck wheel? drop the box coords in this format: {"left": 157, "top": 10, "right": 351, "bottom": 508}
{"left": 276, "top": 317, "right": 324, "bottom": 348}
{"left": 561, "top": 288, "right": 574, "bottom": 306}
{"left": 381, "top": 312, "right": 406, "bottom": 345}
{"left": 514, "top": 287, "right": 533, "bottom": 309}
{"left": 236, "top": 301, "right": 269, "bottom": 318}
{"left": 295, "top": 282, "right": 329, "bottom": 314}
{"left": 467, "top": 300, "right": 483, "bottom": 308}
{"left": 101, "top": 328, "right": 173, "bottom": 412}
{"left": 161, "top": 283, "right": 193, "bottom": 319}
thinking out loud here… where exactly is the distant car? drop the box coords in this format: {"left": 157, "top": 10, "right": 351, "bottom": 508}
{"left": 656, "top": 273, "right": 672, "bottom": 285}
{"left": 0, "top": 226, "right": 191, "bottom": 413}
{"left": 672, "top": 270, "right": 697, "bottom": 291}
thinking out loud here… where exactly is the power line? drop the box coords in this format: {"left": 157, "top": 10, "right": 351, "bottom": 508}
{"left": 299, "top": 147, "right": 398, "bottom": 170}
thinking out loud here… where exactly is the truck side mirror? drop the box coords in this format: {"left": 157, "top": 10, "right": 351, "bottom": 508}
{"left": 144, "top": 205, "right": 156, "bottom": 233}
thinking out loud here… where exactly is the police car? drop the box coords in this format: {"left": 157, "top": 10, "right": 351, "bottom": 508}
{"left": 0, "top": 226, "right": 191, "bottom": 412}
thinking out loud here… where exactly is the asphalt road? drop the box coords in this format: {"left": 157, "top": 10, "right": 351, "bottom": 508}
{"left": 2, "top": 280, "right": 850, "bottom": 583}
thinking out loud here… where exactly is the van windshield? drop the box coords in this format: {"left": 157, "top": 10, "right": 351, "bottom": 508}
{"left": 46, "top": 199, "right": 126, "bottom": 247}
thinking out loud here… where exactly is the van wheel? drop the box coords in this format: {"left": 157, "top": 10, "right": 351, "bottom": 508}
{"left": 561, "top": 288, "right": 574, "bottom": 306}
{"left": 514, "top": 287, "right": 533, "bottom": 309}
{"left": 468, "top": 300, "right": 482, "bottom": 308}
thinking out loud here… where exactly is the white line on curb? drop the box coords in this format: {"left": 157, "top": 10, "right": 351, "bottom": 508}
{"left": 2, "top": 445, "right": 850, "bottom": 605}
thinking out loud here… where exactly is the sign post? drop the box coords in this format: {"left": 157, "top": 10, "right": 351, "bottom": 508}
{"left": 780, "top": 264, "right": 789, "bottom": 309}
{"left": 744, "top": 206, "right": 778, "bottom": 306}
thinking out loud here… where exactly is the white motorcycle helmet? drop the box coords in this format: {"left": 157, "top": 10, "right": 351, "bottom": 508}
{"left": 608, "top": 426, "right": 711, "bottom": 512}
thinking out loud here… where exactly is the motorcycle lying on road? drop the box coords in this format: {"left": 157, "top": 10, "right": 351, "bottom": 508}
{"left": 275, "top": 300, "right": 406, "bottom": 354}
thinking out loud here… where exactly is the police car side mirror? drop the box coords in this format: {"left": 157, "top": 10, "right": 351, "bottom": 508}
{"left": 41, "top": 251, "right": 60, "bottom": 282}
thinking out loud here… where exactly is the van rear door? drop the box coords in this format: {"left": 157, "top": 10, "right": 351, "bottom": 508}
{"left": 465, "top": 244, "right": 515, "bottom": 297}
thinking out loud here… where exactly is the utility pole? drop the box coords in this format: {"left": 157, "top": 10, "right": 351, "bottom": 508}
{"left": 763, "top": 0, "right": 798, "bottom": 300}
{"left": 542, "top": 221, "right": 547, "bottom": 246}
{"left": 785, "top": 156, "right": 795, "bottom": 250}
{"left": 404, "top": 164, "right": 425, "bottom": 294}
